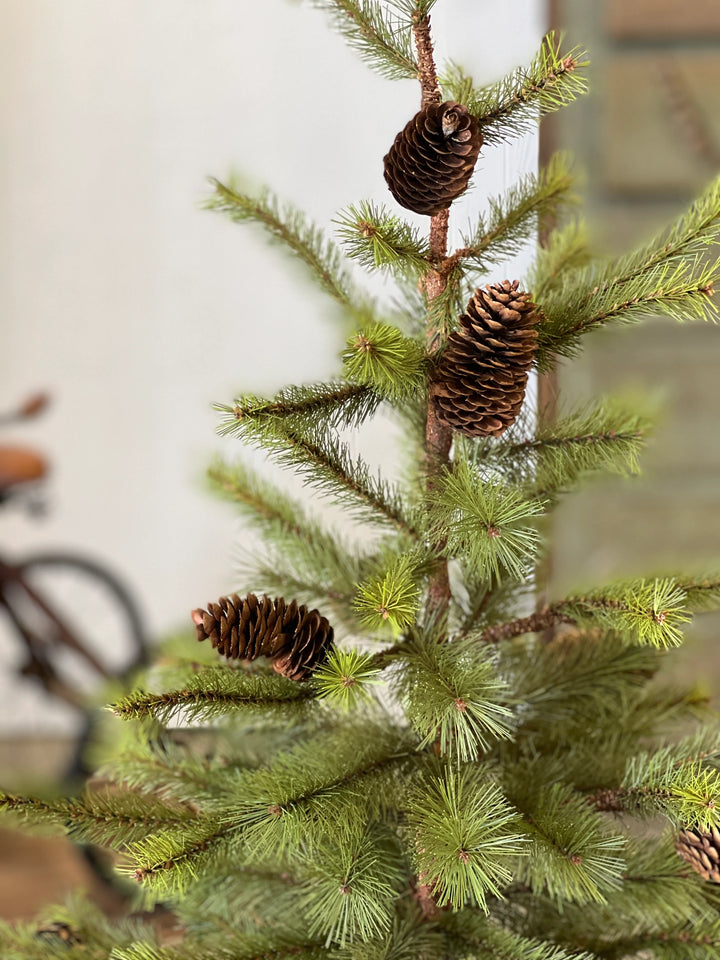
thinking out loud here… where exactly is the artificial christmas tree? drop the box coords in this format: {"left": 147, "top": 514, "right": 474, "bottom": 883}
{"left": 3, "top": 2, "right": 720, "bottom": 958}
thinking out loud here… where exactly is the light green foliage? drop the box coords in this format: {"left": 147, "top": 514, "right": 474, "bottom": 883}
{"left": 207, "top": 456, "right": 365, "bottom": 600}
{"left": 0, "top": 896, "right": 160, "bottom": 960}
{"left": 299, "top": 825, "right": 404, "bottom": 945}
{"left": 335, "top": 201, "right": 431, "bottom": 275}
{"left": 620, "top": 727, "right": 720, "bottom": 830}
{"left": 562, "top": 577, "right": 692, "bottom": 648}
{"left": 221, "top": 719, "right": 418, "bottom": 852}
{"left": 310, "top": 1, "right": 434, "bottom": 81}
{"left": 205, "top": 180, "right": 358, "bottom": 312}
{"left": 353, "top": 549, "right": 429, "bottom": 633}
{"left": 440, "top": 33, "right": 589, "bottom": 145}
{"left": 213, "top": 408, "right": 421, "bottom": 536}
{"left": 408, "top": 767, "right": 525, "bottom": 911}
{"left": 0, "top": 788, "right": 197, "bottom": 849}
{"left": 537, "top": 176, "right": 720, "bottom": 366}
{"left": 509, "top": 630, "right": 662, "bottom": 732}
{"left": 529, "top": 219, "right": 590, "bottom": 299}
{"left": 472, "top": 396, "right": 655, "bottom": 500}
{"left": 429, "top": 457, "right": 545, "bottom": 581}
{"left": 215, "top": 381, "right": 380, "bottom": 436}
{"left": 506, "top": 777, "right": 626, "bottom": 905}
{"left": 453, "top": 152, "right": 577, "bottom": 274}
{"left": 111, "top": 664, "right": 318, "bottom": 725}
{"left": 313, "top": 647, "right": 383, "bottom": 709}
{"left": 342, "top": 323, "right": 427, "bottom": 399}
{"left": 397, "top": 632, "right": 513, "bottom": 759}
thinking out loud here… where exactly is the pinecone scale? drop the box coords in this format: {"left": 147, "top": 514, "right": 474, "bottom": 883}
{"left": 383, "top": 101, "right": 482, "bottom": 216}
{"left": 676, "top": 827, "right": 720, "bottom": 882}
{"left": 192, "top": 592, "right": 334, "bottom": 681}
{"left": 433, "top": 280, "right": 539, "bottom": 438}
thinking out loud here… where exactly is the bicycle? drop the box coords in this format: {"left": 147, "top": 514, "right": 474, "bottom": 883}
{"left": 0, "top": 393, "right": 149, "bottom": 754}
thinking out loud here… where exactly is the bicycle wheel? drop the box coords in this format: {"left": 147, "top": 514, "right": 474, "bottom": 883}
{"left": 8, "top": 551, "right": 148, "bottom": 700}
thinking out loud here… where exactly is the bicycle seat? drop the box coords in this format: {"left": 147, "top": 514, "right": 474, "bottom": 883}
{"left": 0, "top": 445, "right": 48, "bottom": 492}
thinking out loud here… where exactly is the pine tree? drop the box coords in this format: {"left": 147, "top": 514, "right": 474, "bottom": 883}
{"left": 4, "top": 3, "right": 720, "bottom": 958}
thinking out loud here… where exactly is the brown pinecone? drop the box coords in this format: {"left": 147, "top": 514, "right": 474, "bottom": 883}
{"left": 676, "top": 826, "right": 720, "bottom": 882}
{"left": 433, "top": 280, "right": 539, "bottom": 438}
{"left": 191, "top": 592, "right": 334, "bottom": 681}
{"left": 383, "top": 101, "right": 482, "bottom": 216}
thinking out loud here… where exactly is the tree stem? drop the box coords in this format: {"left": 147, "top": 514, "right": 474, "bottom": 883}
{"left": 413, "top": 11, "right": 453, "bottom": 625}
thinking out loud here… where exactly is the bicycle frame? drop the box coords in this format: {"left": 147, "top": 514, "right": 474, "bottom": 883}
{"left": 0, "top": 554, "right": 111, "bottom": 709}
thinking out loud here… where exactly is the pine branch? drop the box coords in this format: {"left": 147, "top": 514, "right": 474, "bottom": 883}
{"left": 126, "top": 821, "right": 241, "bottom": 897}
{"left": 584, "top": 173, "right": 720, "bottom": 300}
{"left": 342, "top": 323, "right": 427, "bottom": 400}
{"left": 677, "top": 574, "right": 720, "bottom": 612}
{"left": 312, "top": 648, "right": 383, "bottom": 710}
{"left": 538, "top": 254, "right": 720, "bottom": 369}
{"left": 215, "top": 382, "right": 379, "bottom": 436}
{"left": 589, "top": 727, "right": 720, "bottom": 830}
{"left": 529, "top": 219, "right": 590, "bottom": 299}
{"left": 429, "top": 458, "right": 546, "bottom": 582}
{"left": 506, "top": 778, "right": 626, "bottom": 905}
{"left": 206, "top": 180, "right": 356, "bottom": 310}
{"left": 408, "top": 767, "right": 524, "bottom": 911}
{"left": 482, "top": 579, "right": 692, "bottom": 649}
{"left": 0, "top": 789, "right": 198, "bottom": 849}
{"left": 240, "top": 561, "right": 357, "bottom": 628}
{"left": 218, "top": 409, "right": 422, "bottom": 537}
{"left": 510, "top": 631, "right": 662, "bottom": 732}
{"left": 353, "top": 548, "right": 432, "bottom": 633}
{"left": 477, "top": 396, "right": 654, "bottom": 500}
{"left": 207, "top": 458, "right": 369, "bottom": 608}
{"left": 440, "top": 33, "right": 589, "bottom": 146}
{"left": 440, "top": 153, "right": 577, "bottom": 276}
{"left": 299, "top": 825, "right": 403, "bottom": 946}
{"left": 335, "top": 201, "right": 431, "bottom": 275}
{"left": 442, "top": 918, "right": 596, "bottom": 960}
{"left": 111, "top": 666, "right": 319, "bottom": 725}
{"left": 221, "top": 720, "right": 418, "bottom": 852}
{"left": 396, "top": 632, "right": 514, "bottom": 760}
{"left": 0, "top": 895, "right": 161, "bottom": 960}
{"left": 310, "top": 1, "right": 426, "bottom": 82}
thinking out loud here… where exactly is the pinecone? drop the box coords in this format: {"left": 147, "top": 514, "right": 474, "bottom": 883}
{"left": 191, "top": 592, "right": 334, "bottom": 681}
{"left": 433, "top": 280, "right": 539, "bottom": 438}
{"left": 383, "top": 101, "right": 482, "bottom": 216}
{"left": 676, "top": 826, "right": 720, "bottom": 882}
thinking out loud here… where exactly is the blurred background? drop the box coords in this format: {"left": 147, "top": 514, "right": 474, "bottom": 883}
{"left": 1, "top": 0, "right": 718, "bottom": 921}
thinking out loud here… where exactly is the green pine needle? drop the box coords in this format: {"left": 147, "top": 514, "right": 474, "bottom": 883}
{"left": 335, "top": 201, "right": 431, "bottom": 274}
{"left": 312, "top": 648, "right": 383, "bottom": 710}
{"left": 529, "top": 219, "right": 591, "bottom": 299}
{"left": 206, "top": 179, "right": 362, "bottom": 314}
{"left": 441, "top": 33, "right": 589, "bottom": 145}
{"left": 450, "top": 152, "right": 578, "bottom": 275}
{"left": 397, "top": 634, "right": 514, "bottom": 759}
{"left": 353, "top": 550, "right": 426, "bottom": 633}
{"left": 342, "top": 323, "right": 427, "bottom": 400}
{"left": 110, "top": 666, "right": 319, "bottom": 725}
{"left": 310, "top": 1, "right": 420, "bottom": 81}
{"left": 430, "top": 458, "right": 546, "bottom": 582}
{"left": 563, "top": 578, "right": 691, "bottom": 649}
{"left": 300, "top": 826, "right": 403, "bottom": 946}
{"left": 409, "top": 768, "right": 524, "bottom": 911}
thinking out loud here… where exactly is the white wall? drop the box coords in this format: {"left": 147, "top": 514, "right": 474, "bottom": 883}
{"left": 0, "top": 0, "right": 544, "bottom": 733}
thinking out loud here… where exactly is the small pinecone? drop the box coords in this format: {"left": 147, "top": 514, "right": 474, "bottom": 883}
{"left": 191, "top": 592, "right": 334, "bottom": 681}
{"left": 383, "top": 101, "right": 482, "bottom": 216}
{"left": 676, "top": 826, "right": 720, "bottom": 882}
{"left": 433, "top": 280, "right": 539, "bottom": 438}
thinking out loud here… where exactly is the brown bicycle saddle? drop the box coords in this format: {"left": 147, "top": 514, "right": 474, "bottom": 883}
{"left": 0, "top": 445, "right": 48, "bottom": 491}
